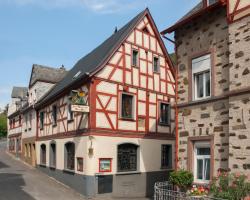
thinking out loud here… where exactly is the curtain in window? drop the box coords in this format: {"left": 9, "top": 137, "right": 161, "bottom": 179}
{"left": 122, "top": 94, "right": 133, "bottom": 118}
{"left": 160, "top": 103, "right": 169, "bottom": 124}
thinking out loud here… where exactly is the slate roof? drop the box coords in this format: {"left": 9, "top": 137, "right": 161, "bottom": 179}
{"left": 29, "top": 64, "right": 68, "bottom": 87}
{"left": 11, "top": 87, "right": 28, "bottom": 99}
{"left": 161, "top": 0, "right": 223, "bottom": 34}
{"left": 176, "top": 1, "right": 204, "bottom": 24}
{"left": 36, "top": 8, "right": 148, "bottom": 107}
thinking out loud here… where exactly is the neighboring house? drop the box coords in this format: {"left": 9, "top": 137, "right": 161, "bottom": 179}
{"left": 161, "top": 0, "right": 250, "bottom": 184}
{"left": 34, "top": 8, "right": 176, "bottom": 198}
{"left": 7, "top": 87, "right": 28, "bottom": 158}
{"left": 21, "top": 64, "right": 67, "bottom": 166}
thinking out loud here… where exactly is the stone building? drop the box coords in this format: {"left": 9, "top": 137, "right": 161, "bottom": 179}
{"left": 34, "top": 8, "right": 176, "bottom": 198}
{"left": 20, "top": 65, "right": 67, "bottom": 166}
{"left": 161, "top": 0, "right": 250, "bottom": 183}
{"left": 7, "top": 87, "right": 28, "bottom": 158}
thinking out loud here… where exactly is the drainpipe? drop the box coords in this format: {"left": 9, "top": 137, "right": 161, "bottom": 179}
{"left": 162, "top": 34, "right": 179, "bottom": 170}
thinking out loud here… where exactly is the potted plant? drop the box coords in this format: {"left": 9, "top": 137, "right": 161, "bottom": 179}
{"left": 169, "top": 170, "right": 194, "bottom": 192}
{"left": 187, "top": 184, "right": 209, "bottom": 199}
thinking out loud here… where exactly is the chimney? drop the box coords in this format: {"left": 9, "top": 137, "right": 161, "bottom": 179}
{"left": 60, "top": 64, "right": 65, "bottom": 70}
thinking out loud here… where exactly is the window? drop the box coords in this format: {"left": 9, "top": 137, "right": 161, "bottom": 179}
{"left": 40, "top": 112, "right": 44, "bottom": 130}
{"left": 65, "top": 142, "right": 75, "bottom": 171}
{"left": 121, "top": 94, "right": 134, "bottom": 119}
{"left": 29, "top": 113, "right": 32, "bottom": 130}
{"left": 29, "top": 143, "right": 32, "bottom": 157}
{"left": 19, "top": 116, "right": 21, "bottom": 126}
{"left": 194, "top": 143, "right": 211, "bottom": 183}
{"left": 159, "top": 103, "right": 170, "bottom": 125}
{"left": 40, "top": 144, "right": 46, "bottom": 165}
{"left": 132, "top": 50, "right": 138, "bottom": 66}
{"left": 192, "top": 54, "right": 211, "bottom": 100}
{"left": 153, "top": 57, "right": 160, "bottom": 72}
{"left": 67, "top": 100, "right": 74, "bottom": 121}
{"left": 118, "top": 143, "right": 138, "bottom": 172}
{"left": 25, "top": 115, "right": 28, "bottom": 130}
{"left": 50, "top": 143, "right": 56, "bottom": 167}
{"left": 52, "top": 105, "right": 57, "bottom": 126}
{"left": 25, "top": 144, "right": 28, "bottom": 157}
{"left": 142, "top": 27, "right": 149, "bottom": 34}
{"left": 99, "top": 158, "right": 112, "bottom": 172}
{"left": 161, "top": 145, "right": 172, "bottom": 169}
{"left": 77, "top": 157, "right": 83, "bottom": 172}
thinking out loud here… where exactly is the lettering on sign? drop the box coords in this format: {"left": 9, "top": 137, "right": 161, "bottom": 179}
{"left": 71, "top": 105, "right": 89, "bottom": 113}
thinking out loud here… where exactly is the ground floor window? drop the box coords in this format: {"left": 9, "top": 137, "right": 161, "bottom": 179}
{"left": 50, "top": 143, "right": 56, "bottom": 167}
{"left": 194, "top": 142, "right": 211, "bottom": 183}
{"left": 65, "top": 142, "right": 75, "bottom": 170}
{"left": 77, "top": 157, "right": 83, "bottom": 172}
{"left": 29, "top": 143, "right": 32, "bottom": 157}
{"left": 40, "top": 144, "right": 46, "bottom": 165}
{"left": 161, "top": 144, "right": 172, "bottom": 169}
{"left": 117, "top": 143, "right": 138, "bottom": 172}
{"left": 24, "top": 144, "right": 28, "bottom": 157}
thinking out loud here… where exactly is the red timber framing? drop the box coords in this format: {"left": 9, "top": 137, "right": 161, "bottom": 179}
{"left": 38, "top": 86, "right": 90, "bottom": 138}
{"left": 36, "top": 10, "right": 176, "bottom": 141}
{"left": 227, "top": 0, "right": 250, "bottom": 23}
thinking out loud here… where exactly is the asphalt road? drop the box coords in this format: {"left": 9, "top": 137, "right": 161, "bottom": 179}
{"left": 0, "top": 139, "right": 151, "bottom": 200}
{"left": 0, "top": 139, "right": 85, "bottom": 200}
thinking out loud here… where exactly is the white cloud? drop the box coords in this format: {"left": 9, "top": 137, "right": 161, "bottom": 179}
{"left": 0, "top": 0, "right": 151, "bottom": 13}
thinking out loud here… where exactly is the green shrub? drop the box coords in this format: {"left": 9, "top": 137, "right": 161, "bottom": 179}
{"left": 210, "top": 171, "right": 250, "bottom": 200}
{"left": 169, "top": 170, "right": 194, "bottom": 192}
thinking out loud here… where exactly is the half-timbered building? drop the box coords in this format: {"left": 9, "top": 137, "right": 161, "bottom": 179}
{"left": 7, "top": 87, "right": 28, "bottom": 158}
{"left": 35, "top": 8, "right": 176, "bottom": 198}
{"left": 161, "top": 0, "right": 250, "bottom": 184}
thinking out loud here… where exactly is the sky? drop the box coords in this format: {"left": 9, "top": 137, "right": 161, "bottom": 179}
{"left": 0, "top": 0, "right": 200, "bottom": 110}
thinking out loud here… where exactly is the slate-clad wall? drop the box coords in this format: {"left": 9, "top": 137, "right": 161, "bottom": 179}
{"left": 228, "top": 15, "right": 250, "bottom": 175}
{"left": 175, "top": 6, "right": 230, "bottom": 174}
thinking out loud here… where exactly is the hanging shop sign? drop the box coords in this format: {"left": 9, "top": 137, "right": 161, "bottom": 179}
{"left": 70, "top": 89, "right": 89, "bottom": 113}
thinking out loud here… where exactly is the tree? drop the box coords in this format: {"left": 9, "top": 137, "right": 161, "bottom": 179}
{"left": 0, "top": 112, "right": 7, "bottom": 137}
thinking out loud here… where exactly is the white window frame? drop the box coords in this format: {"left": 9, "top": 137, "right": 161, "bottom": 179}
{"left": 120, "top": 92, "right": 136, "bottom": 120}
{"left": 192, "top": 54, "right": 211, "bottom": 101}
{"left": 193, "top": 142, "right": 211, "bottom": 183}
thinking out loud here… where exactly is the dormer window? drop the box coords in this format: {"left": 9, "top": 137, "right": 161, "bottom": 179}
{"left": 207, "top": 0, "right": 217, "bottom": 6}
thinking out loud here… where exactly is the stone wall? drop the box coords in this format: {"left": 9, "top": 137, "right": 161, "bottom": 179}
{"left": 178, "top": 100, "right": 229, "bottom": 173}
{"left": 228, "top": 15, "right": 250, "bottom": 176}
{"left": 229, "top": 94, "right": 250, "bottom": 174}
{"left": 175, "top": 7, "right": 229, "bottom": 104}
{"left": 175, "top": 6, "right": 230, "bottom": 175}
{"left": 229, "top": 16, "right": 250, "bottom": 91}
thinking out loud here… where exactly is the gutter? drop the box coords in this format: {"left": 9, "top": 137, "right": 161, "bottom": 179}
{"left": 161, "top": 1, "right": 224, "bottom": 34}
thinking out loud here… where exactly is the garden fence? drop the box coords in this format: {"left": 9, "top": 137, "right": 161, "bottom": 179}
{"left": 154, "top": 181, "right": 226, "bottom": 200}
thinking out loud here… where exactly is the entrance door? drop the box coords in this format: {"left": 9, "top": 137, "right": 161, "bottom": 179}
{"left": 97, "top": 175, "right": 113, "bottom": 194}
{"left": 16, "top": 139, "right": 19, "bottom": 158}
{"left": 32, "top": 144, "right": 36, "bottom": 166}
